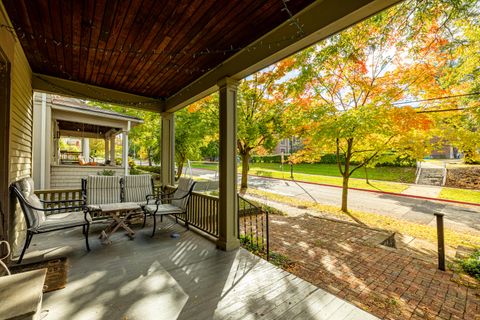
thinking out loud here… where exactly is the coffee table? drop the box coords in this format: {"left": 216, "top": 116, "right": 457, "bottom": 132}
{"left": 97, "top": 202, "right": 141, "bottom": 244}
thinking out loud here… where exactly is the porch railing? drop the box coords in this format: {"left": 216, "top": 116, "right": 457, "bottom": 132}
{"left": 34, "top": 189, "right": 83, "bottom": 214}
{"left": 35, "top": 187, "right": 269, "bottom": 260}
{"left": 238, "top": 195, "right": 269, "bottom": 260}
{"left": 162, "top": 186, "right": 219, "bottom": 237}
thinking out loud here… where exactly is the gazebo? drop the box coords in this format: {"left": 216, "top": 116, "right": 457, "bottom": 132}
{"left": 32, "top": 93, "right": 142, "bottom": 189}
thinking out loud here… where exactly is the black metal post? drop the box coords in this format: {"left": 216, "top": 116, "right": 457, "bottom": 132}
{"left": 290, "top": 163, "right": 294, "bottom": 179}
{"left": 266, "top": 210, "right": 269, "bottom": 261}
{"left": 434, "top": 212, "right": 446, "bottom": 271}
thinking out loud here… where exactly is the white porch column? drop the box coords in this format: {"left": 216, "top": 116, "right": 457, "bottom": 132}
{"left": 217, "top": 77, "right": 240, "bottom": 251}
{"left": 104, "top": 138, "right": 110, "bottom": 163}
{"left": 82, "top": 138, "right": 90, "bottom": 162}
{"left": 122, "top": 132, "right": 129, "bottom": 176}
{"left": 161, "top": 112, "right": 175, "bottom": 186}
{"left": 110, "top": 135, "right": 116, "bottom": 164}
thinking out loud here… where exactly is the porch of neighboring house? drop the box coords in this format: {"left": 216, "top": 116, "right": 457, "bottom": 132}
{"left": 0, "top": 1, "right": 402, "bottom": 319}
{"left": 32, "top": 93, "right": 143, "bottom": 189}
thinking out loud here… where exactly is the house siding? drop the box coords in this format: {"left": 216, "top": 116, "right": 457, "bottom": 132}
{"left": 1, "top": 3, "right": 33, "bottom": 254}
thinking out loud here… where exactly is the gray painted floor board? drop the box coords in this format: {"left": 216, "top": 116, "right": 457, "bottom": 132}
{"left": 18, "top": 217, "right": 379, "bottom": 320}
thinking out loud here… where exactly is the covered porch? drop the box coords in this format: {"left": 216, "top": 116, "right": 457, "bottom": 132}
{"left": 22, "top": 217, "right": 376, "bottom": 320}
{"left": 0, "top": 0, "right": 401, "bottom": 319}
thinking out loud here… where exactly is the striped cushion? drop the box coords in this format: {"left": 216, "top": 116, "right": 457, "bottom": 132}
{"left": 144, "top": 204, "right": 184, "bottom": 215}
{"left": 14, "top": 178, "right": 46, "bottom": 227}
{"left": 124, "top": 175, "right": 153, "bottom": 203}
{"left": 171, "top": 178, "right": 195, "bottom": 210}
{"left": 86, "top": 176, "right": 122, "bottom": 205}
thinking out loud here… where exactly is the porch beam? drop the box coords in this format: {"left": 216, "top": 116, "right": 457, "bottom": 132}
{"left": 160, "top": 113, "right": 175, "bottom": 186}
{"left": 165, "top": 0, "right": 400, "bottom": 112}
{"left": 32, "top": 73, "right": 164, "bottom": 113}
{"left": 217, "top": 78, "right": 240, "bottom": 251}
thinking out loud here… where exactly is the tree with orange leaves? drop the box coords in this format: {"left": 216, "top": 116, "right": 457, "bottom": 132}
{"left": 286, "top": 0, "right": 458, "bottom": 212}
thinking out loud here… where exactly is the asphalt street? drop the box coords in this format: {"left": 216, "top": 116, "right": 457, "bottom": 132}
{"left": 191, "top": 168, "right": 480, "bottom": 234}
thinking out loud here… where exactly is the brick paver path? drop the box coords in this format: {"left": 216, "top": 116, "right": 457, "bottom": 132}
{"left": 269, "top": 214, "right": 480, "bottom": 320}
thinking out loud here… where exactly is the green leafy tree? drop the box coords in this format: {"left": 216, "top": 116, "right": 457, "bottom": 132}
{"left": 175, "top": 96, "right": 218, "bottom": 180}
{"left": 237, "top": 60, "right": 293, "bottom": 189}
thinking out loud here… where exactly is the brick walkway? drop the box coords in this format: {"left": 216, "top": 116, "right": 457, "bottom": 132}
{"left": 268, "top": 214, "right": 480, "bottom": 320}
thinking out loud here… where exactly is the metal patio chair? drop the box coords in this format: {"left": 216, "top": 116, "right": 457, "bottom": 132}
{"left": 143, "top": 178, "right": 196, "bottom": 237}
{"left": 11, "top": 177, "right": 91, "bottom": 264}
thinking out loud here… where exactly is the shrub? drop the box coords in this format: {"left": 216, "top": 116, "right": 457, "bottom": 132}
{"left": 129, "top": 167, "right": 142, "bottom": 175}
{"left": 459, "top": 249, "right": 480, "bottom": 280}
{"left": 98, "top": 169, "right": 115, "bottom": 176}
{"left": 137, "top": 165, "right": 161, "bottom": 174}
{"left": 251, "top": 155, "right": 283, "bottom": 163}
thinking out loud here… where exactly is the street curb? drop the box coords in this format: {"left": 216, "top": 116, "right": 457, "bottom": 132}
{"left": 194, "top": 167, "right": 480, "bottom": 207}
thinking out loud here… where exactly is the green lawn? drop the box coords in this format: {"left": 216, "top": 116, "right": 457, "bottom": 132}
{"left": 248, "top": 163, "right": 416, "bottom": 183}
{"left": 439, "top": 187, "right": 480, "bottom": 204}
{"left": 190, "top": 162, "right": 411, "bottom": 193}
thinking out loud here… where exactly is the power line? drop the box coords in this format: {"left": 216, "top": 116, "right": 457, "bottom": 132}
{"left": 393, "top": 92, "right": 480, "bottom": 105}
{"left": 416, "top": 107, "right": 469, "bottom": 113}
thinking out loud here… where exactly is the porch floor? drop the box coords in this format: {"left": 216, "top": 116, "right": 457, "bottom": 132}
{"left": 19, "top": 217, "right": 378, "bottom": 320}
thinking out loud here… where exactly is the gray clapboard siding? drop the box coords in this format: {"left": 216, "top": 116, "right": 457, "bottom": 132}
{"left": 3, "top": 19, "right": 33, "bottom": 253}
{"left": 50, "top": 165, "right": 126, "bottom": 189}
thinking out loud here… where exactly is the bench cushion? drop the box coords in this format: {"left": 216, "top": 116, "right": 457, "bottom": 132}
{"left": 144, "top": 204, "right": 184, "bottom": 215}
{"left": 124, "top": 175, "right": 152, "bottom": 203}
{"left": 86, "top": 176, "right": 122, "bottom": 205}
{"left": 98, "top": 202, "right": 141, "bottom": 212}
{"left": 13, "top": 178, "right": 46, "bottom": 228}
{"left": 35, "top": 211, "right": 91, "bottom": 232}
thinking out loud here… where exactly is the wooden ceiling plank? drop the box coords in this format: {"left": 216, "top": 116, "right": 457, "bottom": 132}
{"left": 59, "top": 0, "right": 74, "bottom": 77}
{"left": 120, "top": 0, "right": 177, "bottom": 93}
{"left": 84, "top": 0, "right": 107, "bottom": 83}
{"left": 161, "top": 0, "right": 294, "bottom": 95}
{"left": 152, "top": 1, "right": 270, "bottom": 92}
{"left": 38, "top": 0, "right": 60, "bottom": 73}
{"left": 29, "top": 0, "right": 56, "bottom": 75}
{"left": 3, "top": 1, "right": 40, "bottom": 68}
{"left": 94, "top": 0, "right": 132, "bottom": 85}
{"left": 71, "top": 0, "right": 83, "bottom": 80}
{"left": 102, "top": 0, "right": 144, "bottom": 87}
{"left": 49, "top": 0, "right": 66, "bottom": 78}
{"left": 78, "top": 0, "right": 95, "bottom": 81}
{"left": 110, "top": 0, "right": 160, "bottom": 88}
{"left": 89, "top": 0, "right": 119, "bottom": 84}
{"left": 20, "top": 0, "right": 54, "bottom": 73}
{"left": 151, "top": 0, "right": 269, "bottom": 95}
{"left": 115, "top": 0, "right": 172, "bottom": 90}
{"left": 132, "top": 0, "right": 218, "bottom": 95}
{"left": 123, "top": 0, "right": 191, "bottom": 93}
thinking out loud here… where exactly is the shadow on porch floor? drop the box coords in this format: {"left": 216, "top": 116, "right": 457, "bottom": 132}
{"left": 19, "top": 217, "right": 378, "bottom": 320}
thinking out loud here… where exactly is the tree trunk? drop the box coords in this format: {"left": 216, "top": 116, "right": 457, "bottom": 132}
{"left": 147, "top": 148, "right": 152, "bottom": 166}
{"left": 340, "top": 138, "right": 354, "bottom": 213}
{"left": 176, "top": 161, "right": 184, "bottom": 181}
{"left": 341, "top": 174, "right": 349, "bottom": 213}
{"left": 364, "top": 166, "right": 370, "bottom": 184}
{"left": 240, "top": 152, "right": 250, "bottom": 190}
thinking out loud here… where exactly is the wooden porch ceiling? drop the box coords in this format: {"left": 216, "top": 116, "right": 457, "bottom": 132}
{"left": 3, "top": 0, "right": 401, "bottom": 112}
{"left": 4, "top": 0, "right": 312, "bottom": 97}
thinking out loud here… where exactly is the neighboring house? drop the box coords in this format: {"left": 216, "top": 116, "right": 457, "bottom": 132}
{"left": 32, "top": 93, "right": 143, "bottom": 189}
{"left": 274, "top": 137, "right": 303, "bottom": 155}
